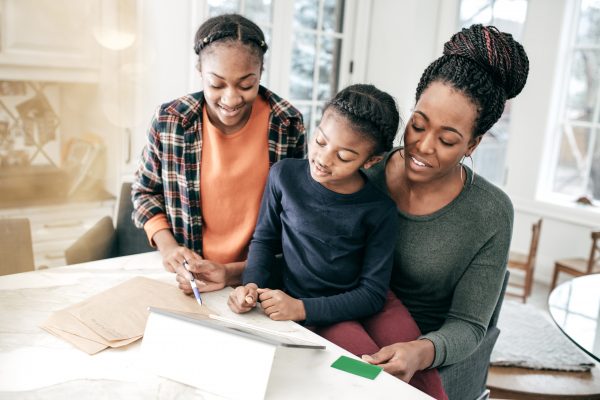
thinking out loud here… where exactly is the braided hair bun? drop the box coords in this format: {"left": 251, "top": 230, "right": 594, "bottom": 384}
{"left": 325, "top": 84, "right": 400, "bottom": 154}
{"left": 443, "top": 24, "right": 528, "bottom": 99}
{"left": 415, "top": 24, "right": 529, "bottom": 137}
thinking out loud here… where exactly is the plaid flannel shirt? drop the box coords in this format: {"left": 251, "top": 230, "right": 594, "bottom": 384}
{"left": 132, "top": 86, "right": 306, "bottom": 253}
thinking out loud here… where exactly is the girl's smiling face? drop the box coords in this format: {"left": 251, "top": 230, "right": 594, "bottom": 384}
{"left": 199, "top": 42, "right": 262, "bottom": 134}
{"left": 403, "top": 81, "right": 481, "bottom": 184}
{"left": 309, "top": 109, "right": 382, "bottom": 193}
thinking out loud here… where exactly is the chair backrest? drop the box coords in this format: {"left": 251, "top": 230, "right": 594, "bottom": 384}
{"left": 0, "top": 218, "right": 35, "bottom": 275}
{"left": 115, "top": 182, "right": 154, "bottom": 256}
{"left": 65, "top": 216, "right": 117, "bottom": 264}
{"left": 526, "top": 218, "right": 543, "bottom": 269}
{"left": 586, "top": 230, "right": 600, "bottom": 273}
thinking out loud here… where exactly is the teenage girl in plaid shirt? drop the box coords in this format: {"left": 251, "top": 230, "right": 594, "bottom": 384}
{"left": 132, "top": 14, "right": 305, "bottom": 292}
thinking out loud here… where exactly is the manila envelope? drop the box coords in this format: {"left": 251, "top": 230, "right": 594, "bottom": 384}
{"left": 41, "top": 276, "right": 214, "bottom": 354}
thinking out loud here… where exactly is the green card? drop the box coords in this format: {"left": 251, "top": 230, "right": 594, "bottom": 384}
{"left": 330, "top": 355, "right": 383, "bottom": 380}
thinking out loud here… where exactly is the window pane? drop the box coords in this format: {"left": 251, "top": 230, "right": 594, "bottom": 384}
{"left": 566, "top": 50, "right": 600, "bottom": 123}
{"left": 296, "top": 104, "right": 312, "bottom": 139}
{"left": 245, "top": 0, "right": 272, "bottom": 25}
{"left": 315, "top": 103, "right": 324, "bottom": 129}
{"left": 491, "top": 0, "right": 528, "bottom": 39}
{"left": 261, "top": 27, "right": 271, "bottom": 85}
{"left": 294, "top": 0, "right": 319, "bottom": 31}
{"left": 553, "top": 125, "right": 592, "bottom": 195}
{"left": 323, "top": 0, "right": 344, "bottom": 32}
{"left": 576, "top": 0, "right": 600, "bottom": 46}
{"left": 460, "top": 0, "right": 492, "bottom": 25}
{"left": 290, "top": 32, "right": 316, "bottom": 100}
{"left": 318, "top": 35, "right": 341, "bottom": 100}
{"left": 208, "top": 0, "right": 240, "bottom": 16}
{"left": 472, "top": 135, "right": 508, "bottom": 185}
{"left": 588, "top": 130, "right": 600, "bottom": 198}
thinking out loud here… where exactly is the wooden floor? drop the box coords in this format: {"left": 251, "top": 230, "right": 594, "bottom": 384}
{"left": 487, "top": 278, "right": 600, "bottom": 400}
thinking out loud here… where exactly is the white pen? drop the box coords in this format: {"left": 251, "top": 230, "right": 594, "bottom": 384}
{"left": 182, "top": 260, "right": 203, "bottom": 306}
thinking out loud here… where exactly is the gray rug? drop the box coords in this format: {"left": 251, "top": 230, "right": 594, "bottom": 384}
{"left": 490, "top": 300, "right": 595, "bottom": 371}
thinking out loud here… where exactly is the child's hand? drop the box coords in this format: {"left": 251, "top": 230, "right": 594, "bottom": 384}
{"left": 257, "top": 288, "right": 306, "bottom": 321}
{"left": 227, "top": 283, "right": 258, "bottom": 314}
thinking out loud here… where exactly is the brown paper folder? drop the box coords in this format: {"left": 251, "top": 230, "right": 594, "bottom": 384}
{"left": 41, "top": 276, "right": 214, "bottom": 354}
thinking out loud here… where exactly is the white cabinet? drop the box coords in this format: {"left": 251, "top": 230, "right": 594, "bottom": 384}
{"left": 0, "top": 0, "right": 101, "bottom": 83}
{"left": 0, "top": 199, "right": 115, "bottom": 268}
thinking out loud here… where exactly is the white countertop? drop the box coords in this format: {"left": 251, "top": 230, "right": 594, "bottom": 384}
{"left": 0, "top": 252, "right": 432, "bottom": 399}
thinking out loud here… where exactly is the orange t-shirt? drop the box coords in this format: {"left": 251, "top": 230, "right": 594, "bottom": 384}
{"left": 200, "top": 97, "right": 270, "bottom": 263}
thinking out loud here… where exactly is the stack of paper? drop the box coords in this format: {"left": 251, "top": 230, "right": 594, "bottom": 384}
{"left": 40, "top": 276, "right": 213, "bottom": 354}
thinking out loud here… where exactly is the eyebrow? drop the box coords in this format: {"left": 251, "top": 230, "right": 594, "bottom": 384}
{"left": 413, "top": 110, "right": 464, "bottom": 138}
{"left": 209, "top": 72, "right": 257, "bottom": 81}
{"left": 317, "top": 126, "right": 360, "bottom": 155}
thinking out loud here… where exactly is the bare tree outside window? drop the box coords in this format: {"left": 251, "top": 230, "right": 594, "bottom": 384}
{"left": 290, "top": 0, "right": 345, "bottom": 138}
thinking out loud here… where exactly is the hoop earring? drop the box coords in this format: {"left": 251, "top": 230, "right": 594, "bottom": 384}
{"left": 461, "top": 154, "right": 475, "bottom": 185}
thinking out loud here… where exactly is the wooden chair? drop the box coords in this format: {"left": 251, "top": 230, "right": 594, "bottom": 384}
{"left": 506, "top": 218, "right": 542, "bottom": 303}
{"left": 551, "top": 230, "right": 600, "bottom": 290}
{"left": 0, "top": 218, "right": 35, "bottom": 275}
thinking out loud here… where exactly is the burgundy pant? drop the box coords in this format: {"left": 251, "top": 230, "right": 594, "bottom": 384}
{"left": 313, "top": 292, "right": 448, "bottom": 400}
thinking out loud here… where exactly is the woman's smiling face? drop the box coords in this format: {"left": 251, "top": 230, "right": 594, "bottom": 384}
{"left": 403, "top": 81, "right": 481, "bottom": 184}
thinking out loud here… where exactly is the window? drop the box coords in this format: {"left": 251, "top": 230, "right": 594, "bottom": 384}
{"left": 458, "top": 0, "right": 529, "bottom": 185}
{"left": 547, "top": 0, "right": 600, "bottom": 202}
{"left": 287, "top": 0, "right": 346, "bottom": 136}
{"left": 204, "top": 0, "right": 355, "bottom": 137}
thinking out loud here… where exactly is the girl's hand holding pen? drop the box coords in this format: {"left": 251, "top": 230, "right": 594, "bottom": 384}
{"left": 175, "top": 258, "right": 227, "bottom": 294}
{"left": 228, "top": 283, "right": 258, "bottom": 313}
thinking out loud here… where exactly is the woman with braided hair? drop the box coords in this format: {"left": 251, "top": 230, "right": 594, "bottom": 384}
{"left": 361, "top": 24, "right": 529, "bottom": 397}
{"left": 132, "top": 14, "right": 305, "bottom": 291}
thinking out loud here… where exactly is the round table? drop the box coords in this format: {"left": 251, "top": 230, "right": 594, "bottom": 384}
{"left": 548, "top": 273, "right": 600, "bottom": 362}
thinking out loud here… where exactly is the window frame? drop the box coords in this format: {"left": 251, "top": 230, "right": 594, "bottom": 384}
{"left": 540, "top": 0, "right": 600, "bottom": 206}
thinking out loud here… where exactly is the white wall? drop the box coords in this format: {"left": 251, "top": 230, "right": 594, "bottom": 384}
{"left": 365, "top": 0, "right": 600, "bottom": 285}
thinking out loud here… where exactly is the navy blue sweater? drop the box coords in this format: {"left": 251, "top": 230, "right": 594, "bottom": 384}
{"left": 243, "top": 159, "right": 398, "bottom": 326}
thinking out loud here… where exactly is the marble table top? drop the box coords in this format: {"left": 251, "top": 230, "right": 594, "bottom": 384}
{"left": 0, "top": 252, "right": 432, "bottom": 399}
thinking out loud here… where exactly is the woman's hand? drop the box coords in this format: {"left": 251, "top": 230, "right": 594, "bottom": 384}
{"left": 228, "top": 283, "right": 258, "bottom": 313}
{"left": 361, "top": 339, "right": 435, "bottom": 382}
{"left": 257, "top": 288, "right": 306, "bottom": 321}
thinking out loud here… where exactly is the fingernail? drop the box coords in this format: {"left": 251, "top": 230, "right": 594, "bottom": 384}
{"left": 361, "top": 355, "right": 372, "bottom": 362}
{"left": 245, "top": 295, "right": 253, "bottom": 304}
{"left": 197, "top": 281, "right": 207, "bottom": 286}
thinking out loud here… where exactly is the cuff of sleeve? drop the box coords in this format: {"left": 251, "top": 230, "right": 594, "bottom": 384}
{"left": 419, "top": 331, "right": 446, "bottom": 369}
{"left": 300, "top": 298, "right": 319, "bottom": 326}
{"left": 143, "top": 213, "right": 170, "bottom": 247}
